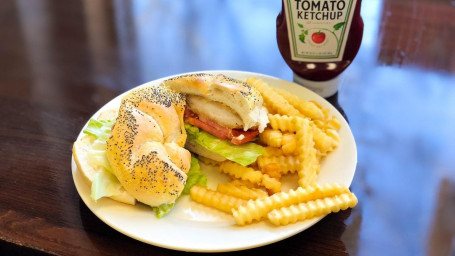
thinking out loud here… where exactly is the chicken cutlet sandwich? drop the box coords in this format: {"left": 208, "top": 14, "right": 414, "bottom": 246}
{"left": 73, "top": 85, "right": 206, "bottom": 217}
{"left": 163, "top": 73, "right": 269, "bottom": 166}
{"left": 72, "top": 73, "right": 268, "bottom": 217}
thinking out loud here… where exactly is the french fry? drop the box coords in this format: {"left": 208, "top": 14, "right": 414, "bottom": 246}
{"left": 263, "top": 147, "right": 288, "bottom": 157}
{"left": 274, "top": 88, "right": 324, "bottom": 120}
{"left": 268, "top": 114, "right": 340, "bottom": 158}
{"left": 326, "top": 117, "right": 342, "bottom": 130}
{"left": 268, "top": 114, "right": 304, "bottom": 133}
{"left": 261, "top": 174, "right": 281, "bottom": 194}
{"left": 190, "top": 185, "right": 246, "bottom": 214}
{"left": 322, "top": 108, "right": 331, "bottom": 120}
{"left": 219, "top": 161, "right": 281, "bottom": 194}
{"left": 260, "top": 163, "right": 282, "bottom": 180}
{"left": 294, "top": 118, "right": 318, "bottom": 187}
{"left": 219, "top": 161, "right": 263, "bottom": 184}
{"left": 298, "top": 158, "right": 319, "bottom": 187}
{"left": 326, "top": 129, "right": 340, "bottom": 143}
{"left": 230, "top": 179, "right": 260, "bottom": 189}
{"left": 259, "top": 129, "right": 283, "bottom": 147}
{"left": 268, "top": 192, "right": 358, "bottom": 226}
{"left": 282, "top": 133, "right": 297, "bottom": 154}
{"left": 232, "top": 183, "right": 350, "bottom": 225}
{"left": 257, "top": 155, "right": 301, "bottom": 175}
{"left": 246, "top": 78, "right": 303, "bottom": 117}
{"left": 259, "top": 129, "right": 297, "bottom": 154}
{"left": 312, "top": 124, "right": 339, "bottom": 155}
{"left": 216, "top": 182, "right": 267, "bottom": 200}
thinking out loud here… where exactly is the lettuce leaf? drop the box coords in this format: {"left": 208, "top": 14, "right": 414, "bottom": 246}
{"left": 152, "top": 156, "right": 206, "bottom": 218}
{"left": 185, "top": 124, "right": 264, "bottom": 166}
{"left": 84, "top": 119, "right": 114, "bottom": 174}
{"left": 182, "top": 156, "right": 207, "bottom": 195}
{"left": 84, "top": 118, "right": 127, "bottom": 201}
{"left": 91, "top": 170, "right": 125, "bottom": 201}
{"left": 87, "top": 141, "right": 113, "bottom": 173}
{"left": 152, "top": 203, "right": 175, "bottom": 218}
{"left": 82, "top": 119, "right": 211, "bottom": 218}
{"left": 83, "top": 119, "right": 114, "bottom": 141}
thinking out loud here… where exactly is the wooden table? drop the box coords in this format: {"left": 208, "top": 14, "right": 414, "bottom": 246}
{"left": 1, "top": 0, "right": 454, "bottom": 255}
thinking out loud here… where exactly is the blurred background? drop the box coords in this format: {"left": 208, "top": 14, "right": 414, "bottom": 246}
{"left": 1, "top": 0, "right": 454, "bottom": 255}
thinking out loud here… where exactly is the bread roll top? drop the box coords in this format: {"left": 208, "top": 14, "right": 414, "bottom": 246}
{"left": 164, "top": 73, "right": 268, "bottom": 132}
{"left": 106, "top": 85, "right": 190, "bottom": 207}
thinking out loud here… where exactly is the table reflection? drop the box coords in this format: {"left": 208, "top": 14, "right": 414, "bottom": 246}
{"left": 379, "top": 0, "right": 455, "bottom": 72}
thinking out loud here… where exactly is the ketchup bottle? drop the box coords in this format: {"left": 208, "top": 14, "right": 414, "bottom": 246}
{"left": 277, "top": 0, "right": 364, "bottom": 97}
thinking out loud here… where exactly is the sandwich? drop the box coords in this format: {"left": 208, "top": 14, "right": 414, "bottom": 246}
{"left": 163, "top": 73, "right": 269, "bottom": 166}
{"left": 73, "top": 85, "right": 206, "bottom": 217}
{"left": 72, "top": 73, "right": 268, "bottom": 217}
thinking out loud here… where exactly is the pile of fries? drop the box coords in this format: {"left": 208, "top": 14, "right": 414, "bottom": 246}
{"left": 189, "top": 78, "right": 357, "bottom": 226}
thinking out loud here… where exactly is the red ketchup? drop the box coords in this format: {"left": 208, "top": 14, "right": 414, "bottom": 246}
{"left": 277, "top": 0, "right": 364, "bottom": 97}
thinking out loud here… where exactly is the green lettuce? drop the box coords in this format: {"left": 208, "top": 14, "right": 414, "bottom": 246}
{"left": 152, "top": 156, "right": 207, "bottom": 218}
{"left": 83, "top": 119, "right": 114, "bottom": 141}
{"left": 87, "top": 140, "right": 112, "bottom": 174}
{"left": 182, "top": 156, "right": 207, "bottom": 195}
{"left": 83, "top": 118, "right": 127, "bottom": 201}
{"left": 185, "top": 124, "right": 264, "bottom": 166}
{"left": 91, "top": 170, "right": 126, "bottom": 201}
{"left": 152, "top": 203, "right": 175, "bottom": 218}
{"left": 83, "top": 118, "right": 209, "bottom": 218}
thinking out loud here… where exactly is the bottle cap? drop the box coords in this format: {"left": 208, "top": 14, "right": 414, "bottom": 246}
{"left": 293, "top": 73, "right": 340, "bottom": 98}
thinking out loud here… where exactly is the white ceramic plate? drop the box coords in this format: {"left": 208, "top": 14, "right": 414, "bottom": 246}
{"left": 71, "top": 70, "right": 357, "bottom": 252}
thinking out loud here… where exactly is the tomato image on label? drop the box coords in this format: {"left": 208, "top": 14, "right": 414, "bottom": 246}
{"left": 311, "top": 32, "right": 326, "bottom": 44}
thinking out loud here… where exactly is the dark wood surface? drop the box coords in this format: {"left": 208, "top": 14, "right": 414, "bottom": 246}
{"left": 1, "top": 0, "right": 454, "bottom": 255}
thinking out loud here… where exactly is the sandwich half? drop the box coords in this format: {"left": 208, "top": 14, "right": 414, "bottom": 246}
{"left": 163, "top": 73, "right": 269, "bottom": 165}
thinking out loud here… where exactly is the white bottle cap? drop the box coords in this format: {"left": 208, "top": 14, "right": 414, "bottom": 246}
{"left": 293, "top": 73, "right": 340, "bottom": 98}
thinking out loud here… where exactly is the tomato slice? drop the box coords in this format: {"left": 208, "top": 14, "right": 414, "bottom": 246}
{"left": 185, "top": 115, "right": 230, "bottom": 140}
{"left": 230, "top": 129, "right": 259, "bottom": 145}
{"left": 184, "top": 109, "right": 258, "bottom": 145}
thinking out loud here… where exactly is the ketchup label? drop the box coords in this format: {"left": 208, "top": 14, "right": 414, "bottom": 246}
{"left": 283, "top": 0, "right": 357, "bottom": 62}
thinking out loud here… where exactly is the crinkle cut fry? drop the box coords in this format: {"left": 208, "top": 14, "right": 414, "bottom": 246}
{"left": 273, "top": 88, "right": 324, "bottom": 120}
{"left": 314, "top": 117, "right": 342, "bottom": 131}
{"left": 311, "top": 123, "right": 339, "bottom": 155}
{"left": 268, "top": 114, "right": 303, "bottom": 133}
{"left": 259, "top": 129, "right": 283, "bottom": 147}
{"left": 219, "top": 161, "right": 281, "bottom": 193}
{"left": 257, "top": 155, "right": 300, "bottom": 175}
{"left": 269, "top": 114, "right": 339, "bottom": 156}
{"left": 262, "top": 146, "right": 299, "bottom": 157}
{"left": 282, "top": 133, "right": 297, "bottom": 154}
{"left": 230, "top": 179, "right": 260, "bottom": 189}
{"left": 294, "top": 117, "right": 318, "bottom": 187}
{"left": 219, "top": 161, "right": 263, "bottom": 184}
{"left": 259, "top": 129, "right": 297, "bottom": 154}
{"left": 265, "top": 114, "right": 318, "bottom": 185}
{"left": 246, "top": 77, "right": 303, "bottom": 117}
{"left": 273, "top": 86, "right": 342, "bottom": 135}
{"left": 261, "top": 174, "right": 281, "bottom": 194}
{"left": 190, "top": 185, "right": 246, "bottom": 214}
{"left": 216, "top": 182, "right": 267, "bottom": 200}
{"left": 326, "top": 117, "right": 342, "bottom": 130}
{"left": 232, "top": 183, "right": 350, "bottom": 225}
{"left": 298, "top": 158, "right": 319, "bottom": 187}
{"left": 260, "top": 162, "right": 282, "bottom": 180}
{"left": 263, "top": 146, "right": 288, "bottom": 157}
{"left": 268, "top": 192, "right": 358, "bottom": 226}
